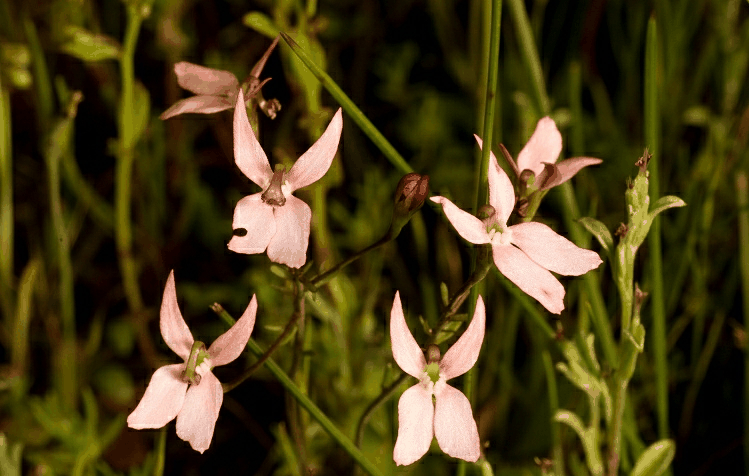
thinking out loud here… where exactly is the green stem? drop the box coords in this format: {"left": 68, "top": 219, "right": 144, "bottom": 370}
{"left": 280, "top": 32, "right": 413, "bottom": 175}
{"left": 0, "top": 77, "right": 13, "bottom": 322}
{"left": 542, "top": 350, "right": 565, "bottom": 476}
{"left": 354, "top": 373, "right": 409, "bottom": 448}
{"left": 153, "top": 426, "right": 167, "bottom": 476}
{"left": 309, "top": 234, "right": 391, "bottom": 289}
{"left": 738, "top": 171, "right": 749, "bottom": 475}
{"left": 644, "top": 15, "right": 668, "bottom": 441}
{"left": 432, "top": 256, "right": 492, "bottom": 342}
{"left": 211, "top": 304, "right": 385, "bottom": 476}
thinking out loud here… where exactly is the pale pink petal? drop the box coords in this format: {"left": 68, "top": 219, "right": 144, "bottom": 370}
{"left": 234, "top": 89, "right": 273, "bottom": 188}
{"left": 430, "top": 197, "right": 491, "bottom": 245}
{"left": 439, "top": 296, "right": 485, "bottom": 380}
{"left": 390, "top": 291, "right": 427, "bottom": 378}
{"left": 285, "top": 108, "right": 343, "bottom": 192}
{"left": 160, "top": 271, "right": 194, "bottom": 360}
{"left": 265, "top": 195, "right": 311, "bottom": 268}
{"left": 510, "top": 222, "right": 602, "bottom": 275}
{"left": 208, "top": 295, "right": 257, "bottom": 366}
{"left": 516, "top": 117, "right": 562, "bottom": 177}
{"left": 475, "top": 136, "right": 516, "bottom": 225}
{"left": 434, "top": 383, "right": 480, "bottom": 462}
{"left": 175, "top": 370, "right": 223, "bottom": 454}
{"left": 127, "top": 364, "right": 188, "bottom": 429}
{"left": 160, "top": 96, "right": 235, "bottom": 120}
{"left": 227, "top": 193, "right": 276, "bottom": 255}
{"left": 174, "top": 62, "right": 239, "bottom": 96}
{"left": 545, "top": 157, "right": 602, "bottom": 188}
{"left": 492, "top": 244, "right": 566, "bottom": 314}
{"left": 393, "top": 384, "right": 434, "bottom": 466}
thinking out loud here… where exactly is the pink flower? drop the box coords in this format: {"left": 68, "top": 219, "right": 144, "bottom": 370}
{"left": 160, "top": 62, "right": 241, "bottom": 120}
{"left": 127, "top": 270, "right": 257, "bottom": 453}
{"left": 430, "top": 137, "right": 602, "bottom": 314}
{"left": 514, "top": 117, "right": 602, "bottom": 190}
{"left": 227, "top": 88, "right": 343, "bottom": 268}
{"left": 390, "top": 291, "right": 484, "bottom": 465}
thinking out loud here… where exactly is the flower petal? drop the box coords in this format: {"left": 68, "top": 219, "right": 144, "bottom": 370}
{"left": 227, "top": 193, "right": 276, "bottom": 255}
{"left": 516, "top": 117, "right": 562, "bottom": 177}
{"left": 543, "top": 157, "right": 602, "bottom": 189}
{"left": 175, "top": 370, "right": 223, "bottom": 454}
{"left": 266, "top": 195, "right": 311, "bottom": 268}
{"left": 285, "top": 108, "right": 343, "bottom": 192}
{"left": 434, "top": 383, "right": 480, "bottom": 462}
{"left": 510, "top": 222, "right": 603, "bottom": 275}
{"left": 127, "top": 364, "right": 188, "bottom": 429}
{"left": 439, "top": 296, "right": 485, "bottom": 381}
{"left": 430, "top": 196, "right": 491, "bottom": 245}
{"left": 173, "top": 62, "right": 239, "bottom": 96}
{"left": 208, "top": 295, "right": 257, "bottom": 366}
{"left": 160, "top": 271, "right": 194, "bottom": 360}
{"left": 393, "top": 384, "right": 434, "bottom": 466}
{"left": 160, "top": 96, "right": 235, "bottom": 120}
{"left": 234, "top": 89, "right": 273, "bottom": 188}
{"left": 390, "top": 291, "right": 427, "bottom": 378}
{"left": 492, "top": 243, "right": 566, "bottom": 314}
{"left": 475, "top": 136, "right": 516, "bottom": 225}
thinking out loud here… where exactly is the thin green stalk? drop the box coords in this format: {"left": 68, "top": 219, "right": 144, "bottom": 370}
{"left": 309, "top": 234, "right": 391, "bottom": 289}
{"left": 645, "top": 16, "right": 668, "bottom": 441}
{"left": 12, "top": 259, "right": 40, "bottom": 373}
{"left": 280, "top": 32, "right": 413, "bottom": 175}
{"left": 543, "top": 351, "right": 565, "bottom": 476}
{"left": 211, "top": 304, "right": 385, "bottom": 476}
{"left": 355, "top": 373, "right": 409, "bottom": 448}
{"left": 0, "top": 78, "right": 13, "bottom": 322}
{"left": 153, "top": 426, "right": 167, "bottom": 476}
{"left": 736, "top": 171, "right": 749, "bottom": 473}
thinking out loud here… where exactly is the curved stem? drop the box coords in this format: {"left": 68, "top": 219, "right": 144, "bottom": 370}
{"left": 355, "top": 373, "right": 409, "bottom": 448}
{"left": 308, "top": 234, "right": 391, "bottom": 290}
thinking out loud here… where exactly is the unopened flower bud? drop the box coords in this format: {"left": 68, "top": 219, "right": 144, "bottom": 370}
{"left": 389, "top": 173, "right": 430, "bottom": 238}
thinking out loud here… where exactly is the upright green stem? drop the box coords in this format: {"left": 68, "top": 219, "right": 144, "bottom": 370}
{"left": 736, "top": 171, "right": 749, "bottom": 473}
{"left": 0, "top": 77, "right": 13, "bottom": 322}
{"left": 543, "top": 351, "right": 565, "bottom": 476}
{"left": 645, "top": 16, "right": 668, "bottom": 441}
{"left": 212, "top": 304, "right": 385, "bottom": 476}
{"left": 505, "top": 0, "right": 549, "bottom": 117}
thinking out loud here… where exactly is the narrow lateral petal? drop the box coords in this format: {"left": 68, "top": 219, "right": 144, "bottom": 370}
{"left": 492, "top": 244, "right": 566, "bottom": 314}
{"left": 127, "top": 364, "right": 188, "bottom": 429}
{"left": 434, "top": 383, "right": 480, "bottom": 462}
{"left": 234, "top": 89, "right": 273, "bottom": 188}
{"left": 175, "top": 371, "right": 224, "bottom": 454}
{"left": 160, "top": 271, "right": 194, "bottom": 360}
{"left": 160, "top": 96, "right": 234, "bottom": 120}
{"left": 174, "top": 62, "right": 239, "bottom": 96}
{"left": 430, "top": 197, "right": 491, "bottom": 245}
{"left": 390, "top": 291, "right": 427, "bottom": 378}
{"left": 475, "top": 136, "right": 516, "bottom": 225}
{"left": 393, "top": 384, "right": 434, "bottom": 466}
{"left": 285, "top": 108, "right": 343, "bottom": 192}
{"left": 208, "top": 295, "right": 257, "bottom": 367}
{"left": 516, "top": 117, "right": 562, "bottom": 177}
{"left": 227, "top": 193, "right": 276, "bottom": 255}
{"left": 439, "top": 296, "right": 485, "bottom": 381}
{"left": 265, "top": 195, "right": 311, "bottom": 268}
{"left": 510, "top": 222, "right": 602, "bottom": 276}
{"left": 546, "top": 157, "right": 603, "bottom": 189}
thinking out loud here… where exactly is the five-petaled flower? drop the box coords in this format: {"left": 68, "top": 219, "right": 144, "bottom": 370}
{"left": 390, "top": 291, "right": 484, "bottom": 465}
{"left": 227, "top": 88, "right": 343, "bottom": 268}
{"left": 431, "top": 137, "right": 602, "bottom": 314}
{"left": 127, "top": 270, "right": 257, "bottom": 453}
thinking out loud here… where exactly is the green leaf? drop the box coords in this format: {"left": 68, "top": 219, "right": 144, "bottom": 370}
{"left": 60, "top": 26, "right": 120, "bottom": 62}
{"left": 648, "top": 195, "right": 686, "bottom": 219}
{"left": 630, "top": 439, "right": 675, "bottom": 476}
{"left": 243, "top": 12, "right": 280, "bottom": 38}
{"left": 578, "top": 217, "right": 614, "bottom": 255}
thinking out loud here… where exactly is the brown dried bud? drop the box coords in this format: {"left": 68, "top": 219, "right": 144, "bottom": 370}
{"left": 390, "top": 173, "right": 430, "bottom": 238}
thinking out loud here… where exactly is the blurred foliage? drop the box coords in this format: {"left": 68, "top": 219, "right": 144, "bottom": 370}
{"left": 0, "top": 0, "right": 747, "bottom": 474}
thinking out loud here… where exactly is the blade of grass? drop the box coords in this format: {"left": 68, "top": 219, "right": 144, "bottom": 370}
{"left": 0, "top": 77, "right": 12, "bottom": 323}
{"left": 280, "top": 32, "right": 413, "bottom": 175}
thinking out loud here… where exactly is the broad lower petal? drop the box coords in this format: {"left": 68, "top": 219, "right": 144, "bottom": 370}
{"left": 159, "top": 96, "right": 235, "bottom": 120}
{"left": 434, "top": 383, "right": 480, "bottom": 462}
{"left": 266, "top": 195, "right": 311, "bottom": 268}
{"left": 393, "top": 384, "right": 434, "bottom": 466}
{"left": 510, "top": 222, "right": 602, "bottom": 276}
{"left": 174, "top": 62, "right": 239, "bottom": 96}
{"left": 286, "top": 108, "right": 343, "bottom": 192}
{"left": 227, "top": 193, "right": 276, "bottom": 255}
{"left": 544, "top": 157, "right": 602, "bottom": 189}
{"left": 208, "top": 295, "right": 257, "bottom": 367}
{"left": 516, "top": 117, "right": 562, "bottom": 177}
{"left": 493, "top": 244, "right": 566, "bottom": 314}
{"left": 127, "top": 364, "right": 188, "bottom": 429}
{"left": 390, "top": 291, "right": 427, "bottom": 378}
{"left": 175, "top": 371, "right": 223, "bottom": 454}
{"left": 430, "top": 197, "right": 491, "bottom": 245}
{"left": 475, "top": 136, "right": 516, "bottom": 225}
{"left": 234, "top": 89, "right": 273, "bottom": 188}
{"left": 439, "top": 296, "right": 485, "bottom": 380}
{"left": 160, "top": 271, "right": 194, "bottom": 360}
